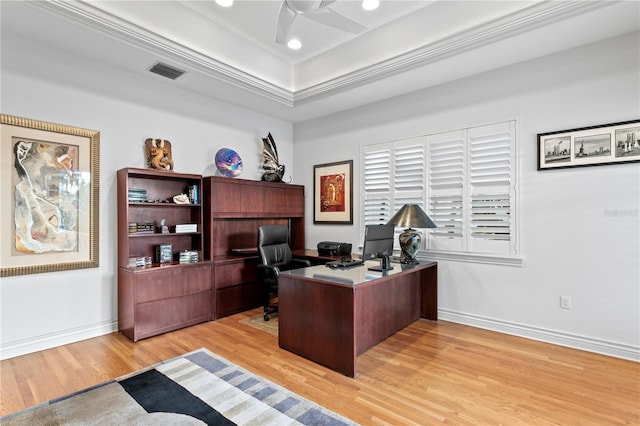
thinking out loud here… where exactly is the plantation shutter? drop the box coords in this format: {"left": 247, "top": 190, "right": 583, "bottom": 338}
{"left": 427, "top": 130, "right": 465, "bottom": 252}
{"left": 468, "top": 122, "right": 515, "bottom": 254}
{"left": 363, "top": 143, "right": 392, "bottom": 225}
{"left": 393, "top": 138, "right": 426, "bottom": 212}
{"left": 393, "top": 138, "right": 427, "bottom": 248}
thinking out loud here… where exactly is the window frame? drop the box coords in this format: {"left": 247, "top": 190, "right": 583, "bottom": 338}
{"left": 360, "top": 120, "right": 522, "bottom": 266}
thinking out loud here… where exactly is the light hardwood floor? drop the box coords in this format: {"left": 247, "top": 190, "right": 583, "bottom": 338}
{"left": 1, "top": 309, "right": 638, "bottom": 424}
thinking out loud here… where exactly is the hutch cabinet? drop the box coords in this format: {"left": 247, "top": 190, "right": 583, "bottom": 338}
{"left": 203, "top": 176, "right": 305, "bottom": 318}
{"left": 117, "top": 167, "right": 212, "bottom": 341}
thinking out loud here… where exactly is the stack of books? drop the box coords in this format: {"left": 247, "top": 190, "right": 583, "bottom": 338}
{"left": 128, "top": 187, "right": 147, "bottom": 202}
{"left": 179, "top": 250, "right": 199, "bottom": 264}
{"left": 128, "top": 256, "right": 152, "bottom": 268}
{"left": 174, "top": 223, "right": 197, "bottom": 233}
{"left": 129, "top": 222, "right": 155, "bottom": 234}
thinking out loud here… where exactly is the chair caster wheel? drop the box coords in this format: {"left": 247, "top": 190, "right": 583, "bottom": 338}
{"left": 263, "top": 315, "right": 270, "bottom": 321}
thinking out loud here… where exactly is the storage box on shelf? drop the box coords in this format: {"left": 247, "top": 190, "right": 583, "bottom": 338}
{"left": 117, "top": 167, "right": 211, "bottom": 341}
{"left": 203, "top": 176, "right": 305, "bottom": 319}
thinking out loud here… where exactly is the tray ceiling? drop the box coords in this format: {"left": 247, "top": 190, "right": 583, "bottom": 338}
{"left": 1, "top": 1, "right": 638, "bottom": 122}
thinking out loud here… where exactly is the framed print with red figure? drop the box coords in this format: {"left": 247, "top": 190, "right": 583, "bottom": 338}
{"left": 313, "top": 160, "right": 353, "bottom": 224}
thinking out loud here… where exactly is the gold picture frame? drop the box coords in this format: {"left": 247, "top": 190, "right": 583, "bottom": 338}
{"left": 313, "top": 160, "right": 353, "bottom": 225}
{"left": 0, "top": 114, "right": 100, "bottom": 277}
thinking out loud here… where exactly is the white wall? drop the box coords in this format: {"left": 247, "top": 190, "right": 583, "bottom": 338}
{"left": 1, "top": 25, "right": 638, "bottom": 362}
{"left": 0, "top": 34, "right": 294, "bottom": 359}
{"left": 294, "top": 32, "right": 640, "bottom": 361}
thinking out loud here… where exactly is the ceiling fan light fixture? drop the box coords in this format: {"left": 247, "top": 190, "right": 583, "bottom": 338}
{"left": 287, "top": 38, "right": 302, "bottom": 50}
{"left": 215, "top": 0, "right": 233, "bottom": 7}
{"left": 275, "top": 0, "right": 369, "bottom": 44}
{"left": 362, "top": 0, "right": 379, "bottom": 11}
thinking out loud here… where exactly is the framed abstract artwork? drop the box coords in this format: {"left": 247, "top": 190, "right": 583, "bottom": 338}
{"left": 0, "top": 114, "right": 100, "bottom": 277}
{"left": 313, "top": 160, "right": 353, "bottom": 224}
{"left": 537, "top": 119, "right": 640, "bottom": 170}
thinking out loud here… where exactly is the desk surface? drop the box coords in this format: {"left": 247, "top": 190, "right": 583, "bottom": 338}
{"left": 282, "top": 260, "right": 437, "bottom": 287}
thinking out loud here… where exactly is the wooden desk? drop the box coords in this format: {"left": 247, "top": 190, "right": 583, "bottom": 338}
{"left": 278, "top": 260, "right": 438, "bottom": 377}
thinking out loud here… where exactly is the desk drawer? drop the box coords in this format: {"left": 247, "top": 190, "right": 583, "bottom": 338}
{"left": 135, "top": 291, "right": 211, "bottom": 339}
{"left": 215, "top": 281, "right": 262, "bottom": 318}
{"left": 135, "top": 263, "right": 211, "bottom": 303}
{"left": 214, "top": 258, "right": 258, "bottom": 290}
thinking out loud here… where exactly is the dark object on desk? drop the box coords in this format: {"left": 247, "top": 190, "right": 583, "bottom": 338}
{"left": 257, "top": 225, "right": 311, "bottom": 321}
{"left": 317, "top": 241, "right": 352, "bottom": 256}
{"left": 372, "top": 255, "right": 392, "bottom": 272}
{"left": 362, "top": 224, "right": 395, "bottom": 272}
{"left": 326, "top": 257, "right": 364, "bottom": 269}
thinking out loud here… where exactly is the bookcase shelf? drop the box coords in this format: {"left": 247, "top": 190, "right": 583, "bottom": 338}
{"left": 117, "top": 167, "right": 211, "bottom": 341}
{"left": 128, "top": 202, "right": 202, "bottom": 207}
{"left": 128, "top": 232, "right": 202, "bottom": 238}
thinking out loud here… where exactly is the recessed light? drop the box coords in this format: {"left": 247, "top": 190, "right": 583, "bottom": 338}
{"left": 216, "top": 0, "right": 233, "bottom": 7}
{"left": 287, "top": 38, "right": 302, "bottom": 50}
{"left": 362, "top": 0, "right": 379, "bottom": 11}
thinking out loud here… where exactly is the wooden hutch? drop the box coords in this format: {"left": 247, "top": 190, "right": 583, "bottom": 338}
{"left": 203, "top": 176, "right": 305, "bottom": 319}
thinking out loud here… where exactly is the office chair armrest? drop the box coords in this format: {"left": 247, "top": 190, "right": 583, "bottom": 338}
{"left": 258, "top": 263, "right": 281, "bottom": 275}
{"left": 292, "top": 258, "right": 312, "bottom": 267}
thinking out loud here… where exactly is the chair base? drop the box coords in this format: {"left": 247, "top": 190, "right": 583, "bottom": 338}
{"left": 263, "top": 291, "right": 278, "bottom": 321}
{"left": 263, "top": 302, "right": 277, "bottom": 321}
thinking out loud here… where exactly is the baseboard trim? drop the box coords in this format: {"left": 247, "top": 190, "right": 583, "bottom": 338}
{"left": 0, "top": 320, "right": 118, "bottom": 361}
{"left": 439, "top": 309, "right": 640, "bottom": 362}
{"left": 3, "top": 313, "right": 638, "bottom": 363}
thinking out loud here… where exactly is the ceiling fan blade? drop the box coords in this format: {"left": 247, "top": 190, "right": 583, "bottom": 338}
{"left": 319, "top": 0, "right": 337, "bottom": 8}
{"left": 305, "top": 7, "right": 368, "bottom": 34}
{"left": 275, "top": 1, "right": 298, "bottom": 44}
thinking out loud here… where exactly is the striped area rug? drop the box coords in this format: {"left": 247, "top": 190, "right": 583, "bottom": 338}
{"left": 1, "top": 348, "right": 357, "bottom": 425}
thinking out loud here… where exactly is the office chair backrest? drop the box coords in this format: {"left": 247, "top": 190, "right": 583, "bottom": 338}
{"left": 257, "top": 224, "right": 293, "bottom": 266}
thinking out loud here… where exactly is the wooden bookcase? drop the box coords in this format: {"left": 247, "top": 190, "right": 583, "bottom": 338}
{"left": 203, "top": 176, "right": 305, "bottom": 319}
{"left": 117, "top": 167, "right": 212, "bottom": 341}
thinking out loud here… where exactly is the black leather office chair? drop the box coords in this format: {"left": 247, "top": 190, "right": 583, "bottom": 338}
{"left": 257, "top": 224, "right": 311, "bottom": 321}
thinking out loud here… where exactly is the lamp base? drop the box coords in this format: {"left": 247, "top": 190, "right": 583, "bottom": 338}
{"left": 398, "top": 228, "right": 421, "bottom": 265}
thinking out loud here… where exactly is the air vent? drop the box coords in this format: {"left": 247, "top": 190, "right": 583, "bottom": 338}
{"left": 148, "top": 62, "right": 185, "bottom": 80}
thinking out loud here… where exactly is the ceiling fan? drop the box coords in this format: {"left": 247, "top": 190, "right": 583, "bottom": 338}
{"left": 275, "top": 0, "right": 368, "bottom": 44}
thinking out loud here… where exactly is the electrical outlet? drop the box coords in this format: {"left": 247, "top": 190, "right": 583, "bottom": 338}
{"left": 560, "top": 296, "right": 572, "bottom": 309}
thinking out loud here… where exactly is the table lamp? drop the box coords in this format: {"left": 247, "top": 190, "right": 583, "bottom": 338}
{"left": 386, "top": 204, "right": 437, "bottom": 264}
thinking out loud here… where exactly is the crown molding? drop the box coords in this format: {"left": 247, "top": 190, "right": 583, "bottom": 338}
{"left": 26, "top": 0, "right": 294, "bottom": 107}
{"left": 292, "top": 0, "right": 610, "bottom": 105}
{"left": 26, "top": 0, "right": 611, "bottom": 110}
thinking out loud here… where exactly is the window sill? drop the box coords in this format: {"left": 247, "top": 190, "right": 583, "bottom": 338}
{"left": 418, "top": 250, "right": 523, "bottom": 267}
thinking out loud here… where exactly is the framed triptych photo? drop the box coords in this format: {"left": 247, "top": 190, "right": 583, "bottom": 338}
{"left": 538, "top": 120, "right": 640, "bottom": 170}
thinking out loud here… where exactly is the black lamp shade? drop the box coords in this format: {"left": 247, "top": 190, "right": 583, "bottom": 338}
{"left": 386, "top": 204, "right": 436, "bottom": 265}
{"left": 387, "top": 204, "right": 437, "bottom": 229}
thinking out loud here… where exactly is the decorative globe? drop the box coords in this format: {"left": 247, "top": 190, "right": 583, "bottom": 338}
{"left": 215, "top": 148, "right": 243, "bottom": 177}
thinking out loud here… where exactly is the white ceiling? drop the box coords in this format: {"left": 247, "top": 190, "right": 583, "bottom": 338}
{"left": 174, "top": 0, "right": 438, "bottom": 63}
{"left": 2, "top": 1, "right": 639, "bottom": 123}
